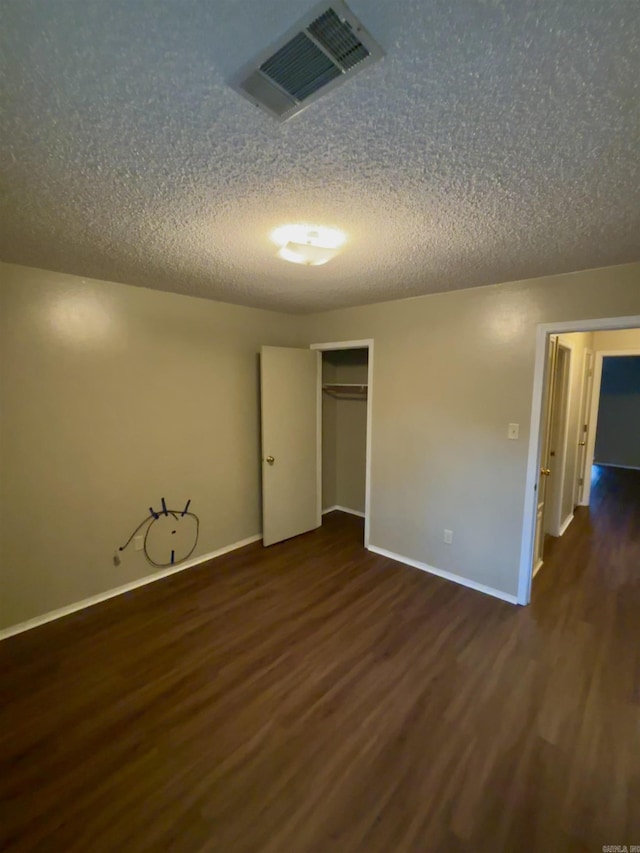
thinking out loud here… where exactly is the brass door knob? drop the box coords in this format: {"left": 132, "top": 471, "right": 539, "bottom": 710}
{"left": 540, "top": 468, "right": 551, "bottom": 476}
{"left": 579, "top": 441, "right": 586, "bottom": 446}
{"left": 266, "top": 456, "right": 275, "bottom": 465}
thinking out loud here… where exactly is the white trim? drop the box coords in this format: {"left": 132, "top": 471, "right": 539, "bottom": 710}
{"left": 310, "top": 339, "right": 373, "bottom": 351}
{"left": 336, "top": 505, "right": 366, "bottom": 518}
{"left": 311, "top": 339, "right": 374, "bottom": 548}
{"left": 322, "top": 505, "right": 366, "bottom": 518}
{"left": 529, "top": 317, "right": 640, "bottom": 334}
{"left": 0, "top": 534, "right": 262, "bottom": 641}
{"left": 368, "top": 545, "right": 519, "bottom": 605}
{"left": 519, "top": 322, "right": 549, "bottom": 604}
{"left": 583, "top": 347, "right": 640, "bottom": 505}
{"left": 558, "top": 513, "right": 574, "bottom": 537}
{"left": 365, "top": 343, "right": 373, "bottom": 548}
{"left": 519, "top": 314, "right": 640, "bottom": 606}
{"left": 558, "top": 343, "right": 574, "bottom": 534}
{"left": 315, "top": 350, "right": 322, "bottom": 528}
{"left": 594, "top": 462, "right": 640, "bottom": 472}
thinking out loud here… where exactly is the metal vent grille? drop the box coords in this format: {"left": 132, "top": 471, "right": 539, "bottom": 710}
{"left": 260, "top": 32, "right": 342, "bottom": 101}
{"left": 240, "top": 70, "right": 298, "bottom": 116}
{"left": 230, "top": 0, "right": 384, "bottom": 121}
{"left": 308, "top": 8, "right": 370, "bottom": 71}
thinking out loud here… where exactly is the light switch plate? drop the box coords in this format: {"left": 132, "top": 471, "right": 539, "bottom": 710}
{"left": 508, "top": 423, "right": 519, "bottom": 440}
{"left": 444, "top": 529, "right": 453, "bottom": 544}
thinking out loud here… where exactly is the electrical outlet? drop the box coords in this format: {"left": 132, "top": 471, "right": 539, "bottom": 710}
{"left": 508, "top": 423, "right": 519, "bottom": 440}
{"left": 444, "top": 529, "right": 453, "bottom": 545}
{"left": 134, "top": 535, "right": 144, "bottom": 551}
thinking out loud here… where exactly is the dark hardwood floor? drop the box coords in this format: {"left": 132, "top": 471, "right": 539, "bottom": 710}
{"left": 1, "top": 467, "right": 639, "bottom": 852}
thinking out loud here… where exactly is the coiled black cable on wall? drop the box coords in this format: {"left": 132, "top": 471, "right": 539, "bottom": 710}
{"left": 118, "top": 497, "right": 199, "bottom": 568}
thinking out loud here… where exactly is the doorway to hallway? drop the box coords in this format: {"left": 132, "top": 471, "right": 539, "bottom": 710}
{"left": 533, "top": 463, "right": 640, "bottom": 602}
{"left": 519, "top": 316, "right": 640, "bottom": 604}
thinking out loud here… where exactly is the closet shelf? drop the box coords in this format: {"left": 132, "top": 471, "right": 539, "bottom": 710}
{"left": 322, "top": 383, "right": 368, "bottom": 399}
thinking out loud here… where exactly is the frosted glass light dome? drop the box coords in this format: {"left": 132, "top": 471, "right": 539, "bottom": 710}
{"left": 271, "top": 225, "right": 346, "bottom": 266}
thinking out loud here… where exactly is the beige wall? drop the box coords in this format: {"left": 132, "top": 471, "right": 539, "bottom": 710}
{"left": 0, "top": 263, "right": 302, "bottom": 628}
{"left": 335, "top": 400, "right": 367, "bottom": 513}
{"left": 593, "top": 328, "right": 640, "bottom": 351}
{"left": 2, "top": 261, "right": 640, "bottom": 627}
{"left": 306, "top": 264, "right": 640, "bottom": 597}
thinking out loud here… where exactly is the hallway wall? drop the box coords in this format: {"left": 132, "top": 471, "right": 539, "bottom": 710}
{"left": 556, "top": 332, "right": 594, "bottom": 526}
{"left": 591, "top": 329, "right": 640, "bottom": 471}
{"left": 593, "top": 328, "right": 640, "bottom": 351}
{"left": 594, "top": 356, "right": 640, "bottom": 469}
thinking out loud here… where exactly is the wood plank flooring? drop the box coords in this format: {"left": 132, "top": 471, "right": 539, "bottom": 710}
{"left": 1, "top": 466, "right": 639, "bottom": 851}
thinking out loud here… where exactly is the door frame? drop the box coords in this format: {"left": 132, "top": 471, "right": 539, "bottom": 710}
{"left": 546, "top": 341, "right": 573, "bottom": 538}
{"left": 582, "top": 346, "right": 640, "bottom": 500}
{"left": 518, "top": 315, "right": 640, "bottom": 605}
{"left": 310, "top": 339, "right": 374, "bottom": 548}
{"left": 532, "top": 335, "right": 559, "bottom": 577}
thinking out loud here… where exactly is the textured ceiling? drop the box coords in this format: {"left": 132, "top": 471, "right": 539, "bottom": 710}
{"left": 1, "top": 0, "right": 639, "bottom": 313}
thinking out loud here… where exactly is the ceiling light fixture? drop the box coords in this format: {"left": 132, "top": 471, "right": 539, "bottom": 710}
{"left": 271, "top": 224, "right": 346, "bottom": 266}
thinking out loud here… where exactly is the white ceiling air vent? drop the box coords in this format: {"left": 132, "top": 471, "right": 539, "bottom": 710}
{"left": 230, "top": 0, "right": 384, "bottom": 121}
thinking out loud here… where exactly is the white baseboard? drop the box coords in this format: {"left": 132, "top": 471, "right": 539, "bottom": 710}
{"left": 335, "top": 505, "right": 366, "bottom": 518}
{"left": 322, "top": 505, "right": 366, "bottom": 518}
{"left": 0, "top": 533, "right": 262, "bottom": 641}
{"left": 558, "top": 513, "right": 574, "bottom": 537}
{"left": 367, "top": 544, "right": 519, "bottom": 605}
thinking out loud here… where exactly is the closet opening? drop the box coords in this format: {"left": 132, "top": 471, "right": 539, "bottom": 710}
{"left": 311, "top": 340, "right": 373, "bottom": 547}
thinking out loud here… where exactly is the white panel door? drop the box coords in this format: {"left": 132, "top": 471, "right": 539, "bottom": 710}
{"left": 545, "top": 345, "right": 570, "bottom": 537}
{"left": 575, "top": 350, "right": 594, "bottom": 506}
{"left": 260, "top": 346, "right": 320, "bottom": 547}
